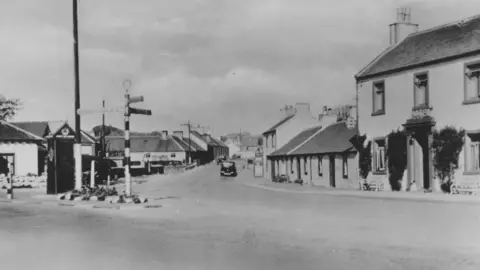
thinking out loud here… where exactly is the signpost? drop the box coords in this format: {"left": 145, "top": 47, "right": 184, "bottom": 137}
{"left": 77, "top": 79, "right": 152, "bottom": 196}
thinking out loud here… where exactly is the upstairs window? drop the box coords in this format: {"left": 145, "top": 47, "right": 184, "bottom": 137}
{"left": 414, "top": 72, "right": 429, "bottom": 108}
{"left": 372, "top": 81, "right": 385, "bottom": 115}
{"left": 465, "top": 63, "right": 480, "bottom": 103}
{"left": 373, "top": 138, "right": 386, "bottom": 173}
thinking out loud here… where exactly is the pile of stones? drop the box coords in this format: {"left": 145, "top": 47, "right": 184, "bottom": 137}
{"left": 0, "top": 174, "right": 47, "bottom": 189}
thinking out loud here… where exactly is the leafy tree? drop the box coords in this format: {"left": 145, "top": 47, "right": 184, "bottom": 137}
{"left": 257, "top": 137, "right": 263, "bottom": 146}
{"left": 386, "top": 129, "right": 407, "bottom": 191}
{"left": 91, "top": 125, "right": 124, "bottom": 137}
{"left": 0, "top": 95, "right": 21, "bottom": 120}
{"left": 432, "top": 126, "right": 465, "bottom": 192}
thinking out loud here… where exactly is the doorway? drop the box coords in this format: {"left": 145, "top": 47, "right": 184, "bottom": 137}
{"left": 297, "top": 157, "right": 301, "bottom": 180}
{"left": 270, "top": 159, "right": 276, "bottom": 180}
{"left": 329, "top": 155, "right": 335, "bottom": 187}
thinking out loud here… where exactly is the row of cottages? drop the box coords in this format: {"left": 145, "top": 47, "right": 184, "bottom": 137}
{"left": 189, "top": 130, "right": 229, "bottom": 162}
{"left": 355, "top": 11, "right": 480, "bottom": 192}
{"left": 267, "top": 108, "right": 360, "bottom": 188}
{"left": 262, "top": 103, "right": 319, "bottom": 179}
{"left": 223, "top": 133, "right": 261, "bottom": 159}
{"left": 105, "top": 131, "right": 194, "bottom": 169}
{"left": 0, "top": 121, "right": 96, "bottom": 176}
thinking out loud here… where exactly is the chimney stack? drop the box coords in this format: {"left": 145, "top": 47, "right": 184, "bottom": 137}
{"left": 173, "top": 131, "right": 184, "bottom": 138}
{"left": 389, "top": 7, "right": 418, "bottom": 45}
{"left": 203, "top": 133, "right": 212, "bottom": 142}
{"left": 161, "top": 130, "right": 168, "bottom": 140}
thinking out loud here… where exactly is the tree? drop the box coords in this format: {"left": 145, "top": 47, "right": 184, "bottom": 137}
{"left": 257, "top": 137, "right": 263, "bottom": 146}
{"left": 91, "top": 125, "right": 124, "bottom": 137}
{"left": 0, "top": 95, "right": 21, "bottom": 121}
{"left": 386, "top": 129, "right": 408, "bottom": 191}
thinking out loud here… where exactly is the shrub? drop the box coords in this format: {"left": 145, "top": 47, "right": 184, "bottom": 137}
{"left": 386, "top": 129, "right": 408, "bottom": 191}
{"left": 432, "top": 126, "right": 465, "bottom": 193}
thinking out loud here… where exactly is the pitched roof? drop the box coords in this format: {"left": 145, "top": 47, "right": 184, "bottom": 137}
{"left": 211, "top": 137, "right": 228, "bottom": 148}
{"left": 105, "top": 136, "right": 186, "bottom": 153}
{"left": 356, "top": 14, "right": 480, "bottom": 80}
{"left": 289, "top": 122, "right": 358, "bottom": 156}
{"left": 240, "top": 136, "right": 261, "bottom": 147}
{"left": 0, "top": 121, "right": 45, "bottom": 142}
{"left": 182, "top": 137, "right": 206, "bottom": 151}
{"left": 269, "top": 125, "right": 323, "bottom": 157}
{"left": 172, "top": 136, "right": 196, "bottom": 152}
{"left": 9, "top": 121, "right": 50, "bottom": 138}
{"left": 262, "top": 114, "right": 295, "bottom": 135}
{"left": 190, "top": 130, "right": 208, "bottom": 144}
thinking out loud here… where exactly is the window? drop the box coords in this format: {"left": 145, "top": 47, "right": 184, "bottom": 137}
{"left": 291, "top": 158, "right": 294, "bottom": 174}
{"left": 414, "top": 72, "right": 429, "bottom": 108}
{"left": 304, "top": 157, "right": 308, "bottom": 175}
{"left": 466, "top": 132, "right": 480, "bottom": 173}
{"left": 0, "top": 154, "right": 14, "bottom": 175}
{"left": 342, "top": 155, "right": 348, "bottom": 179}
{"left": 372, "top": 81, "right": 385, "bottom": 115}
{"left": 318, "top": 156, "right": 323, "bottom": 176}
{"left": 465, "top": 62, "right": 480, "bottom": 103}
{"left": 373, "top": 139, "right": 386, "bottom": 173}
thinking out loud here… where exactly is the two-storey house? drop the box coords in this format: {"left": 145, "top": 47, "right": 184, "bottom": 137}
{"left": 262, "top": 102, "right": 318, "bottom": 180}
{"left": 356, "top": 9, "right": 480, "bottom": 192}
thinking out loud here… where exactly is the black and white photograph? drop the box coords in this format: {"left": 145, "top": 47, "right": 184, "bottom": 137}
{"left": 1, "top": 0, "right": 480, "bottom": 269}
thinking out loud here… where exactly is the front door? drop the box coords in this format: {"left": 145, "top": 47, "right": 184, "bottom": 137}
{"left": 271, "top": 159, "right": 276, "bottom": 180}
{"left": 329, "top": 155, "right": 335, "bottom": 187}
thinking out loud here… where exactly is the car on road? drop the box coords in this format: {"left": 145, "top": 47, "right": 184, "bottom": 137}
{"left": 220, "top": 161, "right": 237, "bottom": 177}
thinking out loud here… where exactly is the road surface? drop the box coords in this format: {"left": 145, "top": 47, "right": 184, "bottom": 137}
{"left": 1, "top": 162, "right": 480, "bottom": 269}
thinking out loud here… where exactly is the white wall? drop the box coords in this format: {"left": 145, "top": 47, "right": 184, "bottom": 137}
{"left": 0, "top": 142, "right": 39, "bottom": 176}
{"left": 358, "top": 55, "right": 480, "bottom": 185}
{"left": 81, "top": 145, "right": 94, "bottom": 155}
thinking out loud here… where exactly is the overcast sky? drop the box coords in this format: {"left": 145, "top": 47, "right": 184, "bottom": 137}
{"left": 1, "top": 0, "right": 478, "bottom": 136}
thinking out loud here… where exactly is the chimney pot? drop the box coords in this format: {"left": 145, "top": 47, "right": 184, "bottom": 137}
{"left": 390, "top": 7, "right": 418, "bottom": 45}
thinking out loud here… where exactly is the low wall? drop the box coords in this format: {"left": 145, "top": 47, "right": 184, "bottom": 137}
{"left": 164, "top": 164, "right": 197, "bottom": 175}
{"left": 0, "top": 174, "right": 47, "bottom": 189}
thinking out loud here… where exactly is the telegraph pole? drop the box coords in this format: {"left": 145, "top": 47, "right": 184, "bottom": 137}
{"left": 73, "top": 0, "right": 82, "bottom": 190}
{"left": 181, "top": 120, "right": 193, "bottom": 164}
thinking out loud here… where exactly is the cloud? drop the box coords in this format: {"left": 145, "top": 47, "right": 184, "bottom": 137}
{"left": 1, "top": 0, "right": 480, "bottom": 135}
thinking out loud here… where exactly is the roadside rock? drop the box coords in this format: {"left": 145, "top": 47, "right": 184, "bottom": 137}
{"left": 139, "top": 197, "right": 148, "bottom": 203}
{"left": 124, "top": 198, "right": 134, "bottom": 204}
{"left": 73, "top": 196, "right": 83, "bottom": 201}
{"left": 90, "top": 196, "right": 98, "bottom": 201}
{"left": 57, "top": 193, "right": 65, "bottom": 200}
{"left": 65, "top": 192, "right": 74, "bottom": 201}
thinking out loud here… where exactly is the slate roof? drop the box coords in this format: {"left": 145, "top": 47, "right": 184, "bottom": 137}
{"left": 356, "top": 14, "right": 480, "bottom": 80}
{"left": 269, "top": 125, "right": 323, "bottom": 157}
{"left": 172, "top": 136, "right": 196, "bottom": 152}
{"left": 105, "top": 136, "right": 186, "bottom": 153}
{"left": 211, "top": 137, "right": 228, "bottom": 148}
{"left": 190, "top": 130, "right": 208, "bottom": 143}
{"left": 182, "top": 137, "right": 206, "bottom": 151}
{"left": 10, "top": 121, "right": 96, "bottom": 144}
{"left": 289, "top": 122, "right": 358, "bottom": 156}
{"left": 0, "top": 121, "right": 45, "bottom": 142}
{"left": 9, "top": 121, "right": 50, "bottom": 138}
{"left": 262, "top": 114, "right": 295, "bottom": 135}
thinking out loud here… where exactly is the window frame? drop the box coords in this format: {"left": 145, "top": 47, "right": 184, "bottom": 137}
{"left": 463, "top": 61, "right": 480, "bottom": 105}
{"left": 371, "top": 80, "right": 386, "bottom": 116}
{"left": 464, "top": 131, "right": 480, "bottom": 174}
{"left": 0, "top": 153, "right": 15, "bottom": 175}
{"left": 413, "top": 71, "right": 430, "bottom": 109}
{"left": 304, "top": 157, "right": 308, "bottom": 175}
{"left": 318, "top": 156, "right": 323, "bottom": 176}
{"left": 372, "top": 137, "right": 387, "bottom": 175}
{"left": 342, "top": 154, "right": 348, "bottom": 179}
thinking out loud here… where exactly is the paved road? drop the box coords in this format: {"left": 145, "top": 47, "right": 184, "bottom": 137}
{"left": 1, "top": 162, "right": 480, "bottom": 269}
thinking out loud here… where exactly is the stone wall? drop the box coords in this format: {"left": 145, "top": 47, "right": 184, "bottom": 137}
{"left": 0, "top": 173, "right": 47, "bottom": 189}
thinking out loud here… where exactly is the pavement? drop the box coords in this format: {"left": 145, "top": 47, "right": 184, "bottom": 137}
{"left": 1, "top": 161, "right": 480, "bottom": 269}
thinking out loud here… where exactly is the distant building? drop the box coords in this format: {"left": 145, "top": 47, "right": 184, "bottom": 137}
{"left": 262, "top": 102, "right": 319, "bottom": 180}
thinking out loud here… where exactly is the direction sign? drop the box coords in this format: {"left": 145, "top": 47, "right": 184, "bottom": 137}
{"left": 129, "top": 107, "right": 152, "bottom": 116}
{"left": 77, "top": 106, "right": 125, "bottom": 115}
{"left": 129, "top": 96, "right": 144, "bottom": 104}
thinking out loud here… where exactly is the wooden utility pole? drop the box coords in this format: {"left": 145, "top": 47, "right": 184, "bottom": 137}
{"left": 181, "top": 120, "right": 193, "bottom": 164}
{"left": 73, "top": 0, "right": 82, "bottom": 190}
